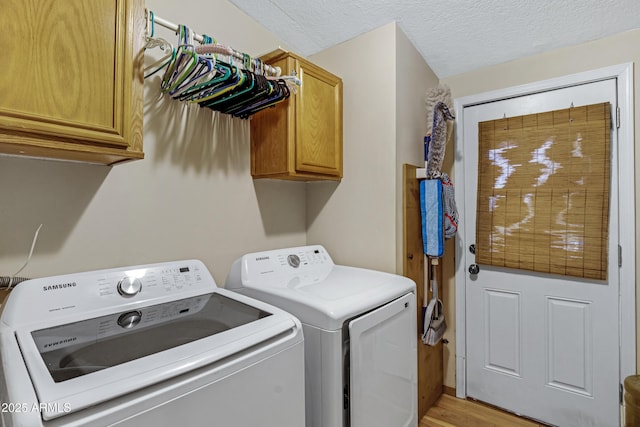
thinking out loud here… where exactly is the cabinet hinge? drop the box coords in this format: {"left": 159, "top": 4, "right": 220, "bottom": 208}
{"left": 618, "top": 245, "right": 622, "bottom": 268}
{"left": 616, "top": 107, "right": 621, "bottom": 129}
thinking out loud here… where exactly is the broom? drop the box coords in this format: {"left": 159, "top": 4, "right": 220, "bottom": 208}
{"left": 422, "top": 258, "right": 446, "bottom": 346}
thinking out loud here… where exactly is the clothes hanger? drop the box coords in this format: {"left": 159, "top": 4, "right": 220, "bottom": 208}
{"left": 202, "top": 69, "right": 256, "bottom": 110}
{"left": 161, "top": 25, "right": 199, "bottom": 94}
{"left": 233, "top": 79, "right": 291, "bottom": 118}
{"left": 143, "top": 11, "right": 176, "bottom": 79}
{"left": 201, "top": 53, "right": 260, "bottom": 109}
{"left": 191, "top": 54, "right": 246, "bottom": 105}
{"left": 169, "top": 52, "right": 215, "bottom": 98}
{"left": 217, "top": 74, "right": 271, "bottom": 115}
{"left": 175, "top": 61, "right": 232, "bottom": 102}
{"left": 169, "top": 31, "right": 229, "bottom": 98}
{"left": 145, "top": 48, "right": 176, "bottom": 79}
{"left": 174, "top": 39, "right": 237, "bottom": 102}
{"left": 161, "top": 44, "right": 197, "bottom": 93}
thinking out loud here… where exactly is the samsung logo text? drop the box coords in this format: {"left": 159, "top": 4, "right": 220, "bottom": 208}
{"left": 43, "top": 282, "right": 77, "bottom": 292}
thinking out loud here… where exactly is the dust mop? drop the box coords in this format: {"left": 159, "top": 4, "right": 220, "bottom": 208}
{"left": 424, "top": 84, "right": 455, "bottom": 179}
{"left": 420, "top": 179, "right": 443, "bottom": 257}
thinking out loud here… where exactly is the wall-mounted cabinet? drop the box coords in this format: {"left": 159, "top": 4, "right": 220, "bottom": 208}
{"left": 251, "top": 50, "right": 343, "bottom": 181}
{"left": 0, "top": 0, "right": 144, "bottom": 165}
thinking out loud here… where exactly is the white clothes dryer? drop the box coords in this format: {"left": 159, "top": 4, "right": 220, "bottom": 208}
{"left": 0, "top": 260, "right": 305, "bottom": 427}
{"left": 225, "top": 245, "right": 417, "bottom": 427}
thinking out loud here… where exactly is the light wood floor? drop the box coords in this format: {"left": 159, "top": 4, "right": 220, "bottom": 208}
{"left": 421, "top": 394, "right": 548, "bottom": 427}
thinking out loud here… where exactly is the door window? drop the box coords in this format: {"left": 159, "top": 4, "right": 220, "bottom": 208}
{"left": 476, "top": 102, "right": 611, "bottom": 280}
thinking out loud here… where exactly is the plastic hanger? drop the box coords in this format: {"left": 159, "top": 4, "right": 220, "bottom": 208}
{"left": 191, "top": 56, "right": 246, "bottom": 105}
{"left": 169, "top": 54, "right": 215, "bottom": 98}
{"left": 174, "top": 40, "right": 236, "bottom": 102}
{"left": 219, "top": 74, "right": 271, "bottom": 115}
{"left": 175, "top": 61, "right": 232, "bottom": 102}
{"left": 143, "top": 12, "right": 176, "bottom": 79}
{"left": 203, "top": 69, "right": 257, "bottom": 110}
{"left": 233, "top": 79, "right": 290, "bottom": 118}
{"left": 161, "top": 25, "right": 199, "bottom": 94}
{"left": 144, "top": 45, "right": 176, "bottom": 79}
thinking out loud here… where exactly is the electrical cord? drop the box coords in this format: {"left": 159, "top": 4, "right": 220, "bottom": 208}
{"left": 0, "top": 277, "right": 29, "bottom": 289}
{"left": 6, "top": 224, "right": 43, "bottom": 290}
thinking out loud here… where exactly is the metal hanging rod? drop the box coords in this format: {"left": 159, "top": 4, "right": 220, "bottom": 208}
{"left": 146, "top": 9, "right": 282, "bottom": 77}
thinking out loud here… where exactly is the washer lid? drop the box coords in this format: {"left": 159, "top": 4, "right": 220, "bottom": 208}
{"left": 13, "top": 288, "right": 300, "bottom": 421}
{"left": 227, "top": 245, "right": 416, "bottom": 330}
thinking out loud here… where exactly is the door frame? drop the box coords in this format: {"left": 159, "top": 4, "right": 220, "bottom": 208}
{"left": 453, "top": 63, "right": 636, "bottom": 398}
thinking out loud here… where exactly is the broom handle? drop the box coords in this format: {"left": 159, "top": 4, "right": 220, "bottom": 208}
{"left": 430, "top": 258, "right": 439, "bottom": 317}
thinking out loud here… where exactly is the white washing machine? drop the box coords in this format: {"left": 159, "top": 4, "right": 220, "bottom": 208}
{"left": 0, "top": 260, "right": 305, "bottom": 427}
{"left": 225, "top": 245, "right": 417, "bottom": 427}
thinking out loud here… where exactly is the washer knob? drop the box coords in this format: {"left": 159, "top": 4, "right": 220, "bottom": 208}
{"left": 117, "top": 311, "right": 142, "bottom": 329}
{"left": 287, "top": 254, "right": 301, "bottom": 268}
{"left": 117, "top": 277, "right": 142, "bottom": 297}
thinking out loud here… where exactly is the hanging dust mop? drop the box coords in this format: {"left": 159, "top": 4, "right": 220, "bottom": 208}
{"left": 420, "top": 83, "right": 455, "bottom": 346}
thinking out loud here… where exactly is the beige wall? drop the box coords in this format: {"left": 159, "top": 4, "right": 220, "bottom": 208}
{"left": 394, "top": 26, "right": 440, "bottom": 272}
{"left": 306, "top": 23, "right": 398, "bottom": 272}
{"left": 0, "top": 0, "right": 306, "bottom": 286}
{"left": 307, "top": 23, "right": 436, "bottom": 274}
{"left": 441, "top": 29, "right": 640, "bottom": 387}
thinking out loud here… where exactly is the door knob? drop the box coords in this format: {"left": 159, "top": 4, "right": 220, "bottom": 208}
{"left": 468, "top": 264, "right": 480, "bottom": 275}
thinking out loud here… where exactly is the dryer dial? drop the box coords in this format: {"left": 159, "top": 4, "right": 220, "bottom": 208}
{"left": 287, "top": 254, "right": 301, "bottom": 268}
{"left": 117, "top": 277, "right": 142, "bottom": 297}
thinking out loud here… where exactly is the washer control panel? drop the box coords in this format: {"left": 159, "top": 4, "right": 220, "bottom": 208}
{"left": 0, "top": 260, "right": 216, "bottom": 325}
{"left": 97, "top": 263, "right": 207, "bottom": 299}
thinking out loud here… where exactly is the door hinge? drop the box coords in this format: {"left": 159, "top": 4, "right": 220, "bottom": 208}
{"left": 616, "top": 107, "right": 621, "bottom": 129}
{"left": 620, "top": 383, "right": 624, "bottom": 404}
{"left": 618, "top": 245, "right": 622, "bottom": 267}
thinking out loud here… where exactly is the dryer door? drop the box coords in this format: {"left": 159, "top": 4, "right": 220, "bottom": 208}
{"left": 348, "top": 293, "right": 417, "bottom": 427}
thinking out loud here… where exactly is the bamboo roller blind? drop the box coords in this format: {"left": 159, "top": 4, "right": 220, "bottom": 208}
{"left": 476, "top": 102, "right": 611, "bottom": 280}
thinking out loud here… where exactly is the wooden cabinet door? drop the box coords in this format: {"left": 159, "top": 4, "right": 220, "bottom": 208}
{"left": 295, "top": 59, "right": 343, "bottom": 178}
{"left": 250, "top": 50, "right": 342, "bottom": 181}
{"left": 0, "top": 0, "right": 143, "bottom": 164}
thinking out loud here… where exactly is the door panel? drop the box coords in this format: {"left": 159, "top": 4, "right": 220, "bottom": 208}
{"left": 484, "top": 289, "right": 521, "bottom": 377}
{"left": 349, "top": 293, "right": 417, "bottom": 427}
{"left": 463, "top": 79, "right": 619, "bottom": 427}
{"left": 546, "top": 297, "right": 592, "bottom": 396}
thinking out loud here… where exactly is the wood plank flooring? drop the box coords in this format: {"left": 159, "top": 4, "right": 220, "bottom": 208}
{"left": 421, "top": 394, "right": 548, "bottom": 427}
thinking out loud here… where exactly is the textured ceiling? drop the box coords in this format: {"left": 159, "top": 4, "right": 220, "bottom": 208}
{"left": 229, "top": 0, "right": 640, "bottom": 78}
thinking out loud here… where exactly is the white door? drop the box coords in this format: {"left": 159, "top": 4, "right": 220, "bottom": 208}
{"left": 463, "top": 79, "right": 619, "bottom": 427}
{"left": 349, "top": 293, "right": 417, "bottom": 427}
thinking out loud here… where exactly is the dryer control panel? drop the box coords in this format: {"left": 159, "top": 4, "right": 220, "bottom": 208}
{"left": 240, "top": 245, "right": 334, "bottom": 286}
